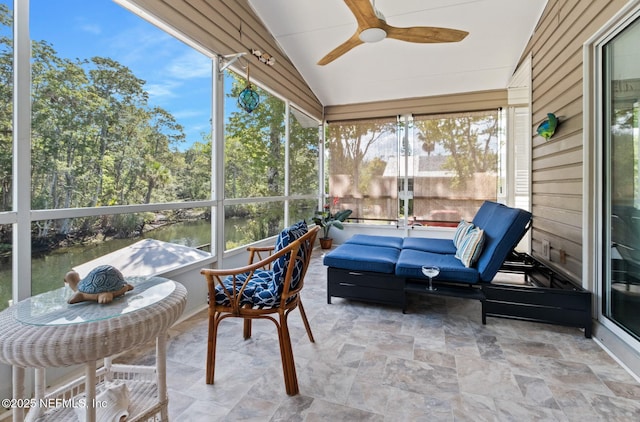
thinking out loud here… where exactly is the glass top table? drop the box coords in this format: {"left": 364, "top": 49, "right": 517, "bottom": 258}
{"left": 15, "top": 276, "right": 176, "bottom": 326}
{"left": 0, "top": 276, "right": 186, "bottom": 367}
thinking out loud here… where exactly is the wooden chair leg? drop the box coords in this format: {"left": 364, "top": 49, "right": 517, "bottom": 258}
{"left": 276, "top": 313, "right": 299, "bottom": 395}
{"left": 206, "top": 312, "right": 219, "bottom": 384}
{"left": 243, "top": 318, "right": 252, "bottom": 339}
{"left": 298, "top": 299, "right": 315, "bottom": 343}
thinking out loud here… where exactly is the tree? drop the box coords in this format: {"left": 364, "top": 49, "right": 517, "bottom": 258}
{"left": 414, "top": 113, "right": 498, "bottom": 188}
{"left": 0, "top": 4, "right": 12, "bottom": 212}
{"left": 179, "top": 138, "right": 211, "bottom": 201}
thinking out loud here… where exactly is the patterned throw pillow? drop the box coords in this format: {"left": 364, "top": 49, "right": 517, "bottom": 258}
{"left": 453, "top": 220, "right": 475, "bottom": 249}
{"left": 455, "top": 227, "right": 485, "bottom": 268}
{"left": 272, "top": 220, "right": 308, "bottom": 292}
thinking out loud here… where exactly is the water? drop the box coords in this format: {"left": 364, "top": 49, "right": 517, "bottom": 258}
{"left": 0, "top": 220, "right": 214, "bottom": 311}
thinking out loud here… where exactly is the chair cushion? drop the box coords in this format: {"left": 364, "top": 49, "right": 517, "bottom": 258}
{"left": 214, "top": 270, "right": 274, "bottom": 306}
{"left": 395, "top": 249, "right": 480, "bottom": 283}
{"left": 273, "top": 220, "right": 308, "bottom": 291}
{"left": 345, "top": 234, "right": 403, "bottom": 249}
{"left": 402, "top": 237, "right": 457, "bottom": 254}
{"left": 455, "top": 227, "right": 485, "bottom": 268}
{"left": 323, "top": 244, "right": 400, "bottom": 274}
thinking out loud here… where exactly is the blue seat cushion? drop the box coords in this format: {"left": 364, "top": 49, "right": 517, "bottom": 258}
{"left": 345, "top": 234, "right": 403, "bottom": 249}
{"left": 401, "top": 237, "right": 457, "bottom": 254}
{"left": 214, "top": 269, "right": 280, "bottom": 306}
{"left": 395, "top": 249, "right": 480, "bottom": 283}
{"left": 323, "top": 244, "right": 399, "bottom": 274}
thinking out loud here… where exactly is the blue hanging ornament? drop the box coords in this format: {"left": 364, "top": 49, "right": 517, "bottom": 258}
{"left": 238, "top": 64, "right": 260, "bottom": 113}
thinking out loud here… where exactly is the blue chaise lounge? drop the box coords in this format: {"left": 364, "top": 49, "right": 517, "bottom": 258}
{"left": 323, "top": 201, "right": 532, "bottom": 309}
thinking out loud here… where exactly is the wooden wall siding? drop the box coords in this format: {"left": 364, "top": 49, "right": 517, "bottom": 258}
{"left": 525, "top": 0, "right": 627, "bottom": 281}
{"left": 131, "top": 0, "right": 323, "bottom": 119}
{"left": 324, "top": 89, "right": 507, "bottom": 122}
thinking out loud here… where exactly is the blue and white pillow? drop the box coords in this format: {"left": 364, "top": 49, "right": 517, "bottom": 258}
{"left": 453, "top": 220, "right": 475, "bottom": 249}
{"left": 272, "top": 220, "right": 308, "bottom": 292}
{"left": 455, "top": 227, "right": 485, "bottom": 268}
{"left": 214, "top": 221, "right": 309, "bottom": 308}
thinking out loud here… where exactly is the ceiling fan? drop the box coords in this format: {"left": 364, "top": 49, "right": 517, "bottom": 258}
{"left": 318, "top": 0, "right": 469, "bottom": 65}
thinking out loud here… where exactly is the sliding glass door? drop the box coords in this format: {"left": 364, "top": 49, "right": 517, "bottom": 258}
{"left": 603, "top": 14, "right": 640, "bottom": 339}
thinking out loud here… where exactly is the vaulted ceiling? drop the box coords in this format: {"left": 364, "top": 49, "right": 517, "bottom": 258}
{"left": 248, "top": 0, "right": 547, "bottom": 106}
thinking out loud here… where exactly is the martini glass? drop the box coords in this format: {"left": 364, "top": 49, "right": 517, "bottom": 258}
{"left": 421, "top": 266, "right": 440, "bottom": 291}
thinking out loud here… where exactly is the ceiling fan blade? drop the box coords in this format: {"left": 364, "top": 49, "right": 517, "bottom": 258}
{"left": 384, "top": 24, "right": 468, "bottom": 43}
{"left": 344, "top": 0, "right": 381, "bottom": 29}
{"left": 317, "top": 34, "right": 363, "bottom": 65}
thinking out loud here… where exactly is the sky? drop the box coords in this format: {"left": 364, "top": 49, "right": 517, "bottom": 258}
{"left": 24, "top": 0, "right": 221, "bottom": 150}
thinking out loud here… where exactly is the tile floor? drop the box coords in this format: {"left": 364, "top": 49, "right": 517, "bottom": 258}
{"left": 119, "top": 251, "right": 640, "bottom": 421}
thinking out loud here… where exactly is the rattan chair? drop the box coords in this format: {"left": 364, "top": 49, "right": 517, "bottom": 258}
{"left": 201, "top": 223, "right": 319, "bottom": 395}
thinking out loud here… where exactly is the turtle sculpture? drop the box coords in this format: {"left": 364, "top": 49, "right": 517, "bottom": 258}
{"left": 64, "top": 265, "right": 133, "bottom": 304}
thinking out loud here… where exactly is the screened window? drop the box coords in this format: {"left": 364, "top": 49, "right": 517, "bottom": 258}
{"left": 7, "top": 0, "right": 216, "bottom": 302}
{"left": 326, "top": 111, "right": 500, "bottom": 226}
{"left": 326, "top": 117, "right": 399, "bottom": 224}
{"left": 224, "top": 201, "right": 284, "bottom": 250}
{"left": 0, "top": 1, "right": 12, "bottom": 311}
{"left": 223, "top": 72, "right": 320, "bottom": 250}
{"left": 0, "top": 2, "right": 11, "bottom": 213}
{"left": 30, "top": 0, "right": 212, "bottom": 209}
{"left": 412, "top": 110, "right": 500, "bottom": 224}
{"left": 0, "top": 223, "right": 10, "bottom": 310}
{"left": 289, "top": 107, "right": 320, "bottom": 196}
{"left": 224, "top": 70, "right": 285, "bottom": 199}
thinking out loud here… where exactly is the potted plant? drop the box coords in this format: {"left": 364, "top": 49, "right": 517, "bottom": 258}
{"left": 312, "top": 198, "right": 352, "bottom": 249}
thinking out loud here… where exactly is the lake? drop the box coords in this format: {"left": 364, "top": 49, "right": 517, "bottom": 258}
{"left": 0, "top": 219, "right": 242, "bottom": 311}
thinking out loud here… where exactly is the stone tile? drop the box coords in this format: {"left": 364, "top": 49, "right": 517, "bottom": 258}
{"left": 456, "top": 355, "right": 522, "bottom": 401}
{"left": 476, "top": 335, "right": 507, "bottom": 361}
{"left": 269, "top": 395, "right": 314, "bottom": 422}
{"left": 365, "top": 330, "right": 415, "bottom": 360}
{"left": 120, "top": 253, "right": 640, "bottom": 421}
{"left": 450, "top": 392, "right": 498, "bottom": 422}
{"left": 412, "top": 328, "right": 448, "bottom": 354}
{"left": 383, "top": 356, "right": 459, "bottom": 400}
{"left": 603, "top": 379, "right": 640, "bottom": 401}
{"left": 584, "top": 391, "right": 640, "bottom": 421}
{"left": 514, "top": 374, "right": 560, "bottom": 409}
{"left": 295, "top": 355, "right": 358, "bottom": 405}
{"left": 445, "top": 332, "right": 481, "bottom": 357}
{"left": 385, "top": 387, "right": 454, "bottom": 421}
{"left": 224, "top": 396, "right": 279, "bottom": 421}
{"left": 527, "top": 356, "right": 613, "bottom": 395}
{"left": 494, "top": 398, "right": 567, "bottom": 421}
{"left": 414, "top": 346, "right": 457, "bottom": 369}
{"left": 354, "top": 350, "right": 389, "bottom": 382}
{"left": 345, "top": 378, "right": 393, "bottom": 414}
{"left": 547, "top": 384, "right": 598, "bottom": 422}
{"left": 171, "top": 394, "right": 230, "bottom": 422}
{"left": 304, "top": 398, "right": 384, "bottom": 421}
{"left": 498, "top": 337, "right": 564, "bottom": 359}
